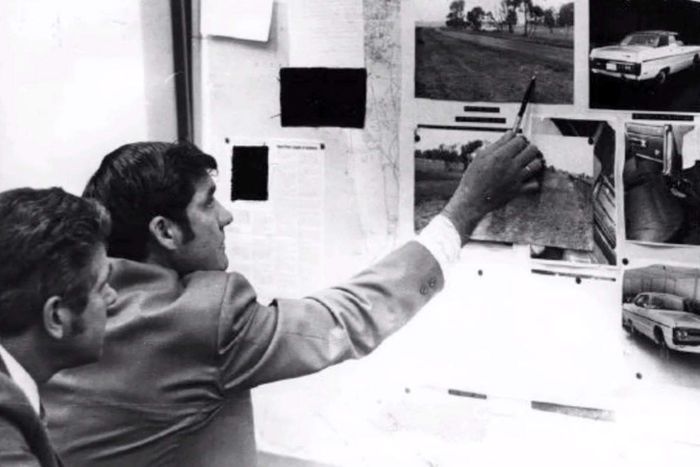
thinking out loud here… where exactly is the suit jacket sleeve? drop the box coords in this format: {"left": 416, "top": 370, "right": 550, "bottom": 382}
{"left": 216, "top": 240, "right": 444, "bottom": 390}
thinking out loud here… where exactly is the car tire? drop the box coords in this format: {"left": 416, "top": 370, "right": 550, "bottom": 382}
{"left": 655, "top": 329, "right": 670, "bottom": 359}
{"left": 623, "top": 318, "right": 632, "bottom": 333}
{"left": 654, "top": 69, "right": 668, "bottom": 87}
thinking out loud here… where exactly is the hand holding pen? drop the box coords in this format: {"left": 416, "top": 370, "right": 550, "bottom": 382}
{"left": 512, "top": 75, "right": 536, "bottom": 134}
{"left": 513, "top": 75, "right": 543, "bottom": 194}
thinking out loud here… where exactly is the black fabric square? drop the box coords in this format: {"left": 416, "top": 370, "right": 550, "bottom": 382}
{"left": 280, "top": 67, "right": 366, "bottom": 128}
{"left": 231, "top": 146, "right": 268, "bottom": 201}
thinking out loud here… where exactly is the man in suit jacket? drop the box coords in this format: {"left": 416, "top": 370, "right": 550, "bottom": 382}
{"left": 0, "top": 187, "right": 116, "bottom": 466}
{"left": 43, "top": 134, "right": 542, "bottom": 466}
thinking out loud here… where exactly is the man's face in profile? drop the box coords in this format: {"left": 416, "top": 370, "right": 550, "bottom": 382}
{"left": 65, "top": 245, "right": 116, "bottom": 365}
{"left": 173, "top": 175, "right": 234, "bottom": 273}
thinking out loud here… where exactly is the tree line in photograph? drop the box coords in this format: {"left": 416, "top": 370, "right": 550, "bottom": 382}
{"left": 446, "top": 0, "right": 573, "bottom": 36}
{"left": 415, "top": 140, "right": 484, "bottom": 171}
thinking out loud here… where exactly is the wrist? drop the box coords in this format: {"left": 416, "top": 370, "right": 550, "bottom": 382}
{"left": 441, "top": 203, "right": 484, "bottom": 246}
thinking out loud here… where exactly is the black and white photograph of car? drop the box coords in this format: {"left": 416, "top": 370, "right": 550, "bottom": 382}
{"left": 591, "top": 31, "right": 700, "bottom": 85}
{"left": 623, "top": 123, "right": 700, "bottom": 246}
{"left": 623, "top": 292, "right": 700, "bottom": 355}
{"left": 415, "top": 0, "right": 574, "bottom": 103}
{"left": 622, "top": 265, "right": 700, "bottom": 388}
{"left": 590, "top": 0, "right": 700, "bottom": 112}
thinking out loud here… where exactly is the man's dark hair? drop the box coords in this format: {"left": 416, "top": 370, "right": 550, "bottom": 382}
{"left": 0, "top": 187, "right": 111, "bottom": 337}
{"left": 83, "top": 142, "right": 217, "bottom": 261}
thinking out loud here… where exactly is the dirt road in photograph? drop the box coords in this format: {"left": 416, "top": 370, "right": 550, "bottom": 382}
{"left": 416, "top": 27, "right": 574, "bottom": 104}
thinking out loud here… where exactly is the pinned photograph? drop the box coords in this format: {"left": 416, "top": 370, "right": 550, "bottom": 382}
{"left": 622, "top": 265, "right": 700, "bottom": 387}
{"left": 414, "top": 127, "right": 499, "bottom": 232}
{"left": 414, "top": 118, "right": 604, "bottom": 252}
{"left": 528, "top": 119, "right": 617, "bottom": 265}
{"left": 471, "top": 118, "right": 601, "bottom": 250}
{"left": 415, "top": 0, "right": 574, "bottom": 103}
{"left": 590, "top": 0, "right": 700, "bottom": 112}
{"left": 623, "top": 122, "right": 700, "bottom": 245}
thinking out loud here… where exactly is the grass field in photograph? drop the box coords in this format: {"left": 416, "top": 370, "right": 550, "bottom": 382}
{"left": 415, "top": 26, "right": 573, "bottom": 103}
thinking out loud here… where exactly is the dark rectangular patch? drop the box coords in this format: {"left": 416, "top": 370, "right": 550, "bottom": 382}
{"left": 632, "top": 113, "right": 694, "bottom": 122}
{"left": 231, "top": 146, "right": 268, "bottom": 201}
{"left": 416, "top": 124, "right": 509, "bottom": 133}
{"left": 447, "top": 388, "right": 488, "bottom": 400}
{"left": 280, "top": 68, "right": 366, "bottom": 128}
{"left": 463, "top": 106, "right": 501, "bottom": 113}
{"left": 455, "top": 116, "right": 507, "bottom": 124}
{"left": 530, "top": 400, "right": 614, "bottom": 421}
{"left": 530, "top": 269, "right": 617, "bottom": 282}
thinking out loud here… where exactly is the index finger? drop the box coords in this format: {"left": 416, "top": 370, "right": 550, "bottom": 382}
{"left": 474, "top": 131, "right": 516, "bottom": 158}
{"left": 491, "top": 134, "right": 528, "bottom": 160}
{"left": 487, "top": 130, "right": 517, "bottom": 152}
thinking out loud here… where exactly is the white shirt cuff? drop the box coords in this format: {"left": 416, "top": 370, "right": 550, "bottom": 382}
{"left": 416, "top": 214, "right": 461, "bottom": 275}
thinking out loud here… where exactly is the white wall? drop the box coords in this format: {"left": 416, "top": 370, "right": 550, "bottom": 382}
{"left": 0, "top": 0, "right": 177, "bottom": 194}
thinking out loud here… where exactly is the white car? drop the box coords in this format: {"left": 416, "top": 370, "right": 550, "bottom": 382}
{"left": 622, "top": 292, "right": 700, "bottom": 354}
{"left": 590, "top": 30, "right": 700, "bottom": 84}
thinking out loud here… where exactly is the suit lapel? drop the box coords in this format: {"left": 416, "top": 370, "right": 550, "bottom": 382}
{"left": 0, "top": 354, "right": 60, "bottom": 467}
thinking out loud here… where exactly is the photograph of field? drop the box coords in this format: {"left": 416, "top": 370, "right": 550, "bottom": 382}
{"left": 414, "top": 128, "right": 493, "bottom": 232}
{"left": 415, "top": 0, "right": 574, "bottom": 103}
{"left": 528, "top": 119, "right": 617, "bottom": 265}
{"left": 414, "top": 122, "right": 596, "bottom": 250}
{"left": 590, "top": 0, "right": 700, "bottom": 112}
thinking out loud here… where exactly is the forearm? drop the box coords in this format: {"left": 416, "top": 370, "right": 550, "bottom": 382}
{"left": 221, "top": 241, "right": 445, "bottom": 389}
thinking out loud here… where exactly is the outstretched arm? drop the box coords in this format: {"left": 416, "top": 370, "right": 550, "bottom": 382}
{"left": 217, "top": 131, "right": 542, "bottom": 390}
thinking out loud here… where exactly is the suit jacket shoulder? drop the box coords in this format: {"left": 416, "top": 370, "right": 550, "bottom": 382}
{"left": 0, "top": 372, "right": 59, "bottom": 467}
{"left": 43, "top": 242, "right": 444, "bottom": 466}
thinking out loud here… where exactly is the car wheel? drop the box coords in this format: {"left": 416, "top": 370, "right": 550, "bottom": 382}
{"left": 655, "top": 69, "right": 668, "bottom": 86}
{"left": 623, "top": 318, "right": 632, "bottom": 333}
{"left": 656, "top": 330, "right": 670, "bottom": 359}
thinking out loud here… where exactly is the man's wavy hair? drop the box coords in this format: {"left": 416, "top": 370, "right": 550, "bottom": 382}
{"left": 0, "top": 187, "right": 111, "bottom": 337}
{"left": 83, "top": 142, "right": 217, "bottom": 261}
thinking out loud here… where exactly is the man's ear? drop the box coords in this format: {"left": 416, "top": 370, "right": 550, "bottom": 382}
{"left": 148, "top": 216, "right": 182, "bottom": 251}
{"left": 42, "top": 296, "right": 71, "bottom": 340}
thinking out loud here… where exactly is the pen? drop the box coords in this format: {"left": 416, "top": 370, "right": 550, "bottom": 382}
{"left": 512, "top": 75, "right": 536, "bottom": 133}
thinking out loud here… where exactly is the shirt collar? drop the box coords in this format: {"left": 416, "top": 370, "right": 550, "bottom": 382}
{"left": 0, "top": 344, "right": 40, "bottom": 416}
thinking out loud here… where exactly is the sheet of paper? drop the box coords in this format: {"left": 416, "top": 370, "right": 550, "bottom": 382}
{"left": 227, "top": 140, "right": 325, "bottom": 302}
{"left": 289, "top": 0, "right": 364, "bottom": 67}
{"left": 201, "top": 0, "right": 274, "bottom": 42}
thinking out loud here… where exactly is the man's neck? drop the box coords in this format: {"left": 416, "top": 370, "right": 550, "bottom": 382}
{"left": 1, "top": 334, "right": 57, "bottom": 384}
{"left": 144, "top": 249, "right": 179, "bottom": 273}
